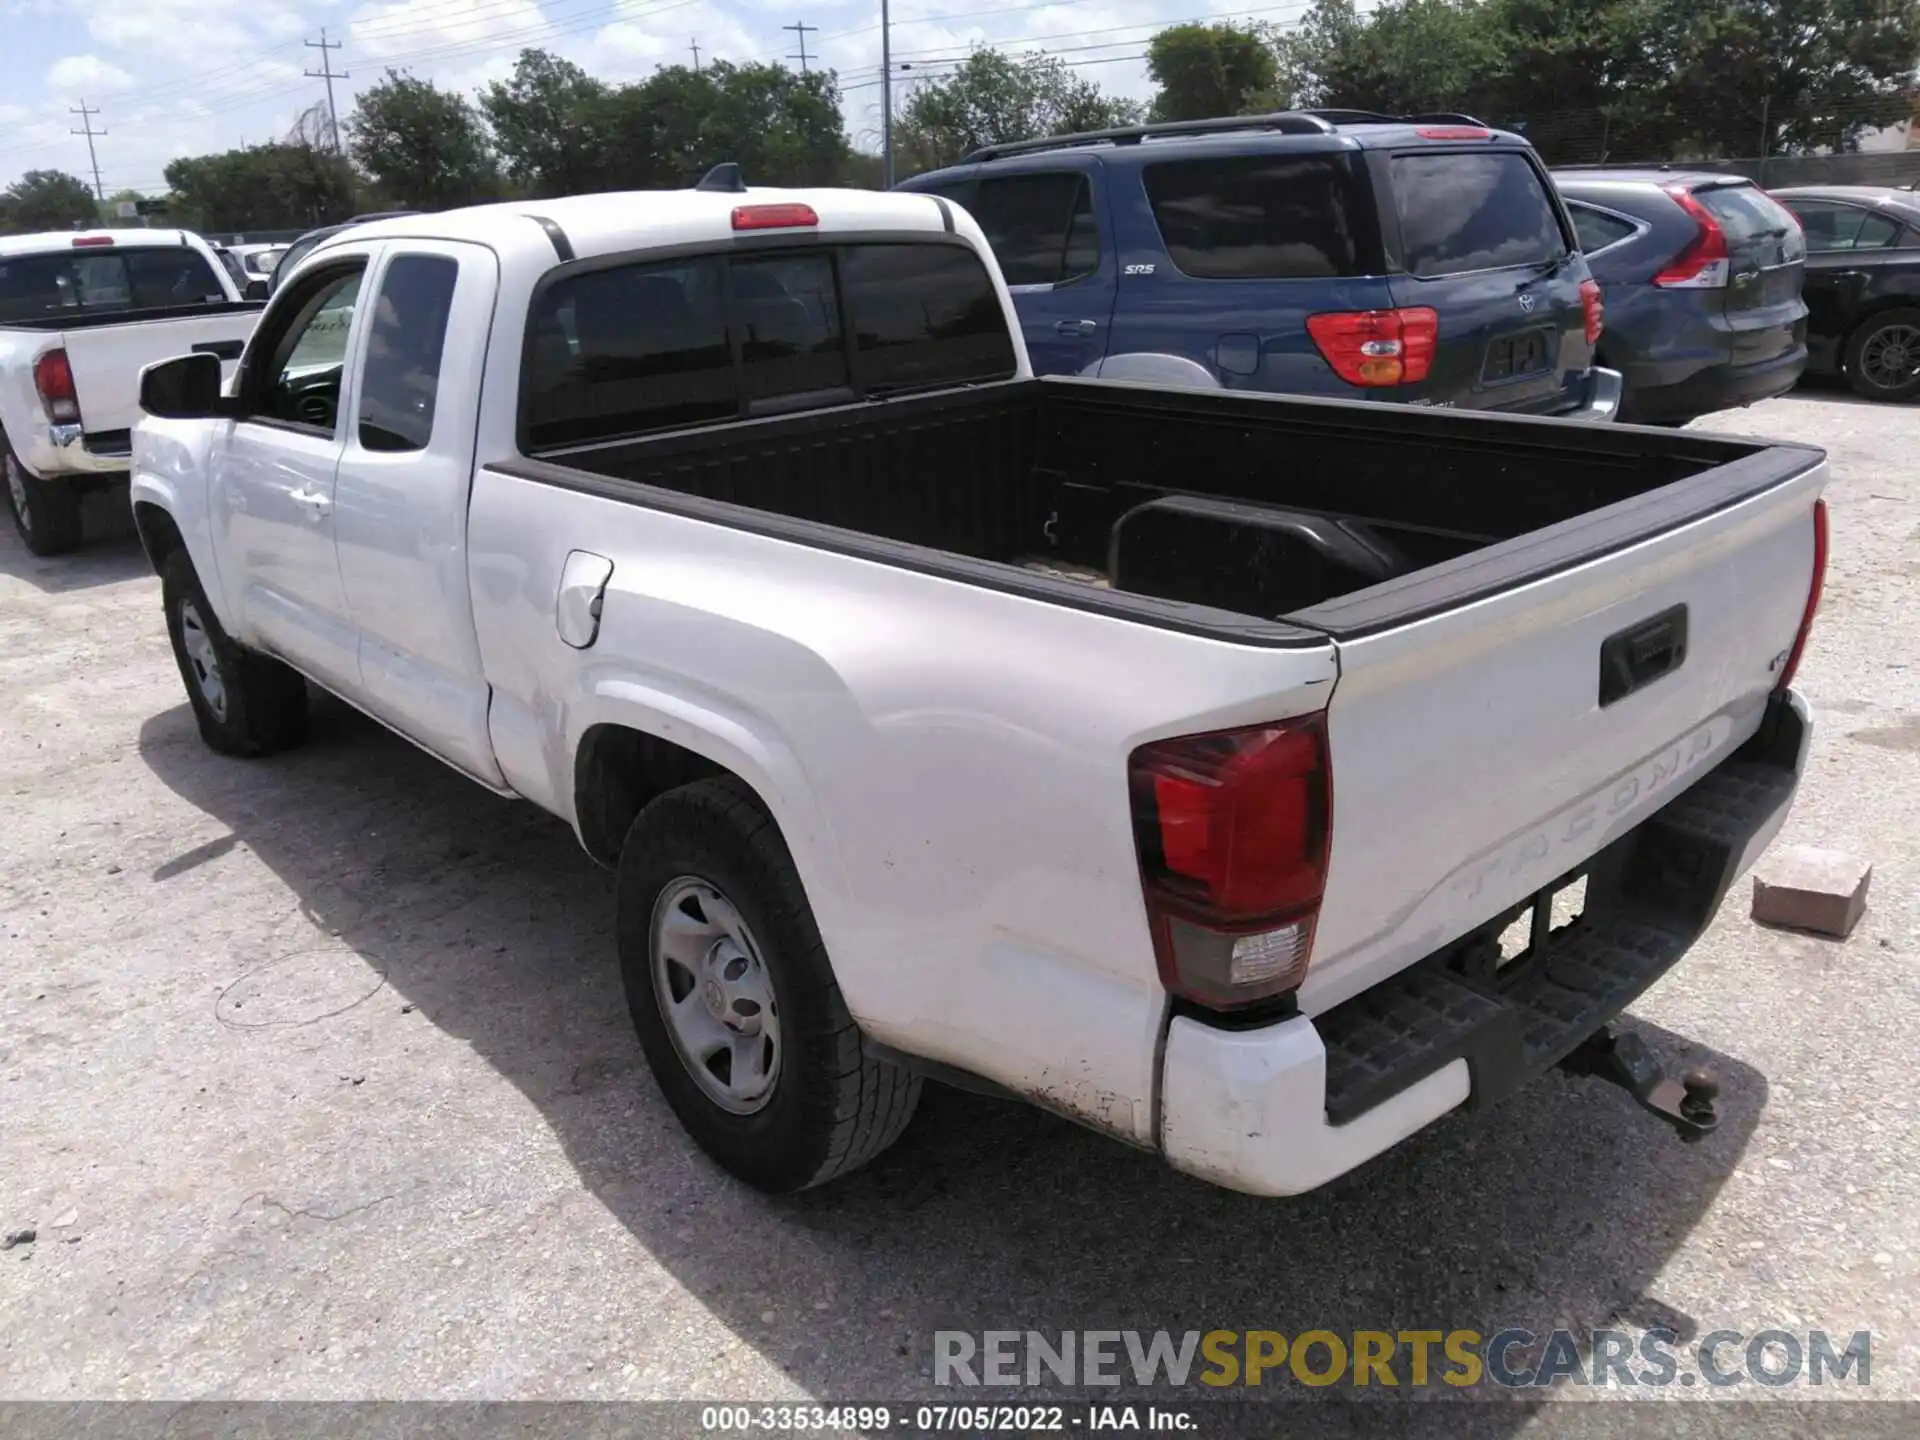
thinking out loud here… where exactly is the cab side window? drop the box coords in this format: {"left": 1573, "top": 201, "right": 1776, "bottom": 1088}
{"left": 245, "top": 266, "right": 365, "bottom": 433}
{"left": 357, "top": 254, "right": 460, "bottom": 452}
{"left": 968, "top": 172, "right": 1101, "bottom": 287}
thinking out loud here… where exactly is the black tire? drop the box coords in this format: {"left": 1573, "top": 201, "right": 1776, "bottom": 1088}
{"left": 1844, "top": 308, "right": 1920, "bottom": 402}
{"left": 3, "top": 437, "right": 84, "bottom": 557}
{"left": 617, "top": 776, "right": 921, "bottom": 1191}
{"left": 161, "top": 549, "right": 308, "bottom": 756}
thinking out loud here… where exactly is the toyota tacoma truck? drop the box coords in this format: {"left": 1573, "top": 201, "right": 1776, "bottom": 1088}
{"left": 1, "top": 228, "right": 263, "bottom": 554}
{"left": 128, "top": 184, "right": 1826, "bottom": 1197}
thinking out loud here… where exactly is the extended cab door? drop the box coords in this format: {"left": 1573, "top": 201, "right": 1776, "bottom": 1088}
{"left": 212, "top": 249, "right": 375, "bottom": 691}
{"left": 332, "top": 241, "right": 505, "bottom": 786}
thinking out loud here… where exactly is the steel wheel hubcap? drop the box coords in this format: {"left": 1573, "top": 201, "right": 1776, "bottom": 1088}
{"left": 1863, "top": 324, "right": 1920, "bottom": 388}
{"left": 178, "top": 598, "right": 228, "bottom": 721}
{"left": 650, "top": 876, "right": 781, "bottom": 1114}
{"left": 6, "top": 459, "right": 28, "bottom": 533}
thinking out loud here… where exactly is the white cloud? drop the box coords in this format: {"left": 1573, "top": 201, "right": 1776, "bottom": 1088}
{"left": 45, "top": 54, "right": 138, "bottom": 96}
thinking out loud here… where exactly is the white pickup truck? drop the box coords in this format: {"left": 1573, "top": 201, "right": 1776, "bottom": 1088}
{"left": 130, "top": 186, "right": 1826, "bottom": 1197}
{"left": 1, "top": 228, "right": 262, "bottom": 554}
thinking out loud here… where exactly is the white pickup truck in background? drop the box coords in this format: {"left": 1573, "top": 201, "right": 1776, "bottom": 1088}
{"left": 130, "top": 185, "right": 1826, "bottom": 1197}
{"left": 1, "top": 229, "right": 263, "bottom": 554}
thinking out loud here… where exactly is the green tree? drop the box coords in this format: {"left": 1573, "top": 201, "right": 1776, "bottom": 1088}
{"left": 1281, "top": 0, "right": 1505, "bottom": 116}
{"left": 1, "top": 170, "right": 100, "bottom": 233}
{"left": 1147, "top": 22, "right": 1283, "bottom": 121}
{"left": 480, "top": 49, "right": 608, "bottom": 198}
{"left": 163, "top": 111, "right": 360, "bottom": 232}
{"left": 1653, "top": 0, "right": 1920, "bottom": 157}
{"left": 894, "top": 50, "right": 1143, "bottom": 173}
{"left": 348, "top": 69, "right": 499, "bottom": 209}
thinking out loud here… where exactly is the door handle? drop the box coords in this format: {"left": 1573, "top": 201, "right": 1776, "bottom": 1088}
{"left": 288, "top": 486, "right": 331, "bottom": 520}
{"left": 1053, "top": 319, "right": 1099, "bottom": 336}
{"left": 556, "top": 550, "right": 615, "bottom": 649}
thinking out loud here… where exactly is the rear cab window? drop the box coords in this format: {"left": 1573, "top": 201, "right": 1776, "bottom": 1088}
{"left": 0, "top": 245, "right": 229, "bottom": 322}
{"left": 1390, "top": 150, "right": 1568, "bottom": 276}
{"left": 1142, "top": 153, "right": 1384, "bottom": 279}
{"left": 521, "top": 242, "right": 1017, "bottom": 451}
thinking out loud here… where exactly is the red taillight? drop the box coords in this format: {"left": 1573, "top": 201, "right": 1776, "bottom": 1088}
{"left": 71, "top": 235, "right": 115, "bottom": 248}
{"left": 1306, "top": 307, "right": 1437, "bottom": 386}
{"left": 1654, "top": 187, "right": 1730, "bottom": 289}
{"left": 1579, "top": 277, "right": 1604, "bottom": 345}
{"left": 731, "top": 203, "right": 818, "bottom": 231}
{"left": 1416, "top": 126, "right": 1491, "bottom": 140}
{"left": 33, "top": 348, "right": 80, "bottom": 424}
{"left": 1775, "top": 499, "right": 1827, "bottom": 693}
{"left": 1129, "top": 716, "right": 1331, "bottom": 1009}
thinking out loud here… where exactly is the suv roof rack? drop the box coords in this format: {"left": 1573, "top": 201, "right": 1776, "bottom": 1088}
{"left": 960, "top": 111, "right": 1338, "bottom": 165}
{"left": 959, "top": 109, "right": 1496, "bottom": 165}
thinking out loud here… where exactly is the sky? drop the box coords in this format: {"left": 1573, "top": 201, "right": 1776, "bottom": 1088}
{"left": 0, "top": 0, "right": 1323, "bottom": 195}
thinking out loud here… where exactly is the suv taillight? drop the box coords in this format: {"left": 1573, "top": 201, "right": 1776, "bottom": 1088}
{"left": 1775, "top": 499, "right": 1827, "bottom": 693}
{"left": 1654, "top": 187, "right": 1731, "bottom": 289}
{"left": 33, "top": 348, "right": 80, "bottom": 425}
{"left": 1128, "top": 716, "right": 1331, "bottom": 1010}
{"left": 1307, "top": 307, "right": 1437, "bottom": 386}
{"left": 1579, "top": 278, "right": 1604, "bottom": 345}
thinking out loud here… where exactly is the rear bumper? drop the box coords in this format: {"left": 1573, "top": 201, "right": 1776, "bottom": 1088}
{"left": 1628, "top": 345, "right": 1808, "bottom": 424}
{"left": 1159, "top": 690, "right": 1810, "bottom": 1197}
{"left": 17, "top": 423, "right": 133, "bottom": 481}
{"left": 1552, "top": 366, "right": 1624, "bottom": 423}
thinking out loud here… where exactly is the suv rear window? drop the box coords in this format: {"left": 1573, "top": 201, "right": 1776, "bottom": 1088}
{"left": 521, "top": 242, "right": 1016, "bottom": 449}
{"left": 0, "top": 246, "right": 228, "bottom": 322}
{"left": 1143, "top": 154, "right": 1383, "bottom": 279}
{"left": 1391, "top": 152, "right": 1566, "bottom": 277}
{"left": 1694, "top": 184, "right": 1807, "bottom": 257}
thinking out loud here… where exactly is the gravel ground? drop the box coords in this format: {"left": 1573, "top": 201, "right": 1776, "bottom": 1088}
{"left": 1, "top": 393, "right": 1916, "bottom": 1420}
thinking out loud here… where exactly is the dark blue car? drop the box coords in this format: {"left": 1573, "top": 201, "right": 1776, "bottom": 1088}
{"left": 898, "top": 111, "right": 1620, "bottom": 420}
{"left": 1554, "top": 170, "right": 1807, "bottom": 425}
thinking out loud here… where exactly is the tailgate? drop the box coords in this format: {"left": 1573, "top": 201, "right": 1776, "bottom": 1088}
{"left": 64, "top": 310, "right": 258, "bottom": 433}
{"left": 1694, "top": 182, "right": 1807, "bottom": 366}
{"left": 1293, "top": 445, "right": 1826, "bottom": 1016}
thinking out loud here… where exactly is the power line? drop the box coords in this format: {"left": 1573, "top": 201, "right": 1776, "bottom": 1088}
{"left": 304, "top": 28, "right": 349, "bottom": 153}
{"left": 785, "top": 21, "right": 818, "bottom": 75}
{"left": 69, "top": 101, "right": 106, "bottom": 203}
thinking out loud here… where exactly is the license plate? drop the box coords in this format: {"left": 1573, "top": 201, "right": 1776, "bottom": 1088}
{"left": 1483, "top": 330, "right": 1550, "bottom": 383}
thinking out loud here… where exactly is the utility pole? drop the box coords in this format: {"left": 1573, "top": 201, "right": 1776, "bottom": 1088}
{"left": 1757, "top": 95, "right": 1772, "bottom": 186}
{"left": 304, "top": 27, "right": 349, "bottom": 153}
{"left": 881, "top": 0, "right": 894, "bottom": 188}
{"left": 784, "top": 21, "right": 817, "bottom": 74}
{"left": 69, "top": 101, "right": 106, "bottom": 203}
{"left": 690, "top": 38, "right": 703, "bottom": 73}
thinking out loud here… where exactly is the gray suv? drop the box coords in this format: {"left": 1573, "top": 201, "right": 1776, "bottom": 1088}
{"left": 1554, "top": 170, "right": 1807, "bottom": 425}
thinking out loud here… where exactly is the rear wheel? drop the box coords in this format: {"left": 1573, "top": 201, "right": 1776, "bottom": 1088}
{"left": 617, "top": 776, "right": 921, "bottom": 1191}
{"left": 3, "top": 440, "right": 83, "bottom": 556}
{"left": 1844, "top": 308, "right": 1920, "bottom": 402}
{"left": 162, "top": 550, "right": 308, "bottom": 756}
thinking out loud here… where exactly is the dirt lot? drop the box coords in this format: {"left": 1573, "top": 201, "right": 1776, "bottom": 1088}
{"left": 2, "top": 392, "right": 1917, "bottom": 1411}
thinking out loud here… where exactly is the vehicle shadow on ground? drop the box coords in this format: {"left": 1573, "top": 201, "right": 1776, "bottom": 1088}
{"left": 137, "top": 692, "right": 1766, "bottom": 1410}
{"left": 0, "top": 491, "right": 147, "bottom": 593}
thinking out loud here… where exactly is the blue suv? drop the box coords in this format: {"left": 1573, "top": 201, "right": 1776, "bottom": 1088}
{"left": 898, "top": 111, "right": 1621, "bottom": 419}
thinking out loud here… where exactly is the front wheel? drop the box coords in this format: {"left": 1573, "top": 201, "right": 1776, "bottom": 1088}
{"left": 3, "top": 443, "right": 83, "bottom": 557}
{"left": 161, "top": 550, "right": 309, "bottom": 756}
{"left": 617, "top": 776, "right": 921, "bottom": 1191}
{"left": 1844, "top": 308, "right": 1920, "bottom": 402}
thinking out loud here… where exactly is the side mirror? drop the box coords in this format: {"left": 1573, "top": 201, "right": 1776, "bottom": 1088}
{"left": 140, "top": 353, "right": 225, "bottom": 420}
{"left": 243, "top": 278, "right": 270, "bottom": 302}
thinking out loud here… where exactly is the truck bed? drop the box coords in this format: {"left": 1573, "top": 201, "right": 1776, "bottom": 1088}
{"left": 508, "top": 376, "right": 1816, "bottom": 638}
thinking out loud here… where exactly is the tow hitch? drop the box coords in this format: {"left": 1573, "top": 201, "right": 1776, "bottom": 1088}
{"left": 1559, "top": 1026, "right": 1720, "bottom": 1142}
